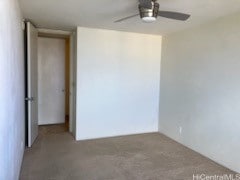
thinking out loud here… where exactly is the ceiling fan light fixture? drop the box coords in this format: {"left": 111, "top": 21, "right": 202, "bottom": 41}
{"left": 142, "top": 16, "right": 156, "bottom": 23}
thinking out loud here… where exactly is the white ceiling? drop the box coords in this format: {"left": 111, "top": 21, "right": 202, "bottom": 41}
{"left": 19, "top": 0, "right": 240, "bottom": 35}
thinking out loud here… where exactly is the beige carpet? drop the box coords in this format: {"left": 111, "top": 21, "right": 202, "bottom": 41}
{"left": 20, "top": 125, "right": 234, "bottom": 180}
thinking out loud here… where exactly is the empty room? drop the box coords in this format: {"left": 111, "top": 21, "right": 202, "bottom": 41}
{"left": 0, "top": 0, "right": 240, "bottom": 180}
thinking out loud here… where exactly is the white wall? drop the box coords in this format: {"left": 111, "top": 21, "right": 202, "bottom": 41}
{"left": 38, "top": 37, "right": 66, "bottom": 125}
{"left": 0, "top": 0, "right": 25, "bottom": 179}
{"left": 76, "top": 27, "right": 162, "bottom": 140}
{"left": 160, "top": 12, "right": 240, "bottom": 173}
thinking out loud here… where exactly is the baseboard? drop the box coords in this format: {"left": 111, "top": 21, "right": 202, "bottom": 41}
{"left": 76, "top": 130, "right": 159, "bottom": 141}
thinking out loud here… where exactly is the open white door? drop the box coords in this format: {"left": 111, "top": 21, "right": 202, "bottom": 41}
{"left": 26, "top": 22, "right": 38, "bottom": 147}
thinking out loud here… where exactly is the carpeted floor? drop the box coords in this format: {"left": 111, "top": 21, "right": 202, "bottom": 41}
{"left": 20, "top": 125, "right": 234, "bottom": 180}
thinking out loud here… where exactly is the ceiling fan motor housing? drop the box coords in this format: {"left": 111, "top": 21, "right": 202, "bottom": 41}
{"left": 139, "top": 2, "right": 159, "bottom": 20}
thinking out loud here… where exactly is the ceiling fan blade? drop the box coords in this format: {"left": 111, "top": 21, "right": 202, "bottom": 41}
{"left": 114, "top": 14, "right": 139, "bottom": 23}
{"left": 158, "top": 11, "right": 190, "bottom": 21}
{"left": 139, "top": 0, "right": 152, "bottom": 9}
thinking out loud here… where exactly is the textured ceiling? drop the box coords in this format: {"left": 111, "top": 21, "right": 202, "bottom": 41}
{"left": 19, "top": 0, "right": 240, "bottom": 35}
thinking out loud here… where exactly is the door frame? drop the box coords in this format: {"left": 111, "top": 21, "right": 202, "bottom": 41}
{"left": 37, "top": 28, "right": 76, "bottom": 135}
{"left": 38, "top": 28, "right": 76, "bottom": 137}
{"left": 25, "top": 26, "right": 77, "bottom": 147}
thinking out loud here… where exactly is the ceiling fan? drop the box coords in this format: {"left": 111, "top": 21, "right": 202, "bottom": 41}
{"left": 115, "top": 0, "right": 190, "bottom": 23}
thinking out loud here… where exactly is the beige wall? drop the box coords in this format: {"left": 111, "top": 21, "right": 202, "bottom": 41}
{"left": 0, "top": 0, "right": 25, "bottom": 179}
{"left": 76, "top": 27, "right": 162, "bottom": 140}
{"left": 160, "top": 12, "right": 240, "bottom": 173}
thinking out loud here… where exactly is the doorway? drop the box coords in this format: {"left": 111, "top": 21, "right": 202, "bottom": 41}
{"left": 37, "top": 34, "right": 70, "bottom": 133}
{"left": 25, "top": 24, "right": 76, "bottom": 147}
